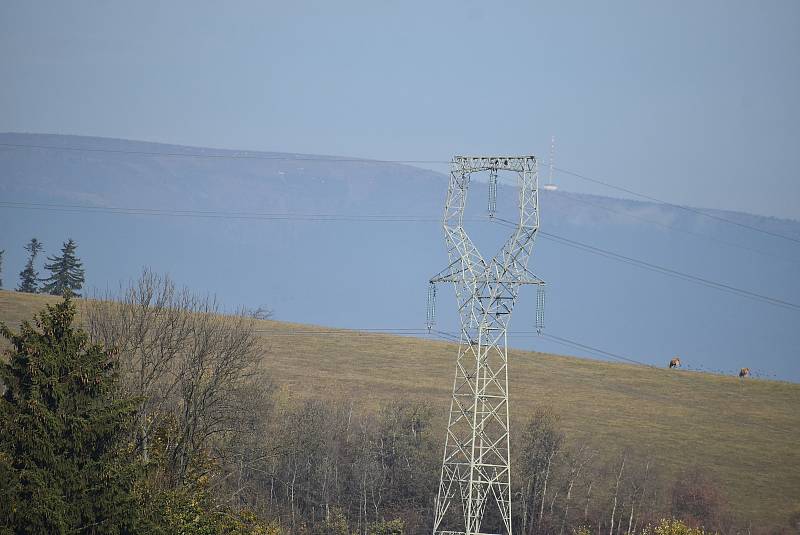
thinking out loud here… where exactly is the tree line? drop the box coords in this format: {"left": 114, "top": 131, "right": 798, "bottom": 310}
{"left": 1, "top": 270, "right": 797, "bottom": 534}
{"left": 0, "top": 237, "right": 85, "bottom": 296}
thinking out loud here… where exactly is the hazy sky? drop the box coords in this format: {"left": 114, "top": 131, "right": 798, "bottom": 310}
{"left": 2, "top": 1, "right": 799, "bottom": 219}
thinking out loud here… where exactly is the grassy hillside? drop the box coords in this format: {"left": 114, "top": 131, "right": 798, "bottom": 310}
{"left": 2, "top": 289, "right": 798, "bottom": 526}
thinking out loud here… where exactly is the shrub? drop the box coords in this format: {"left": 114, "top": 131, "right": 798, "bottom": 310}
{"left": 369, "top": 518, "right": 404, "bottom": 535}
{"left": 307, "top": 508, "right": 350, "bottom": 535}
{"left": 640, "top": 518, "right": 711, "bottom": 535}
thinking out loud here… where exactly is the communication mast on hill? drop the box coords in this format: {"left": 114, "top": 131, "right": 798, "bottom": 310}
{"left": 426, "top": 155, "right": 545, "bottom": 535}
{"left": 543, "top": 135, "right": 558, "bottom": 191}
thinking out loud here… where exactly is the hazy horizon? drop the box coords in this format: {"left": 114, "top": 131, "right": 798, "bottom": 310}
{"left": 2, "top": 1, "right": 799, "bottom": 220}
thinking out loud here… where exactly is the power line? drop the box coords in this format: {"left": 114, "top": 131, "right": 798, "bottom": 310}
{"left": 555, "top": 166, "right": 800, "bottom": 246}
{"left": 0, "top": 200, "right": 442, "bottom": 222}
{"left": 251, "top": 324, "right": 655, "bottom": 369}
{"left": 556, "top": 191, "right": 799, "bottom": 266}
{"left": 491, "top": 217, "right": 800, "bottom": 313}
{"left": 250, "top": 325, "right": 779, "bottom": 377}
{"left": 541, "top": 231, "right": 800, "bottom": 312}
{"left": 3, "top": 199, "right": 798, "bottom": 314}
{"left": 0, "top": 142, "right": 449, "bottom": 165}
{"left": 539, "top": 332, "right": 655, "bottom": 368}
{"left": 253, "top": 327, "right": 434, "bottom": 336}
{"left": 430, "top": 329, "right": 462, "bottom": 343}
{"left": 3, "top": 140, "right": 798, "bottom": 245}
{"left": 5, "top": 194, "right": 798, "bottom": 270}
{"left": 432, "top": 328, "right": 653, "bottom": 368}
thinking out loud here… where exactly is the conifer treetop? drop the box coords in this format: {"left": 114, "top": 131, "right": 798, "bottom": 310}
{"left": 0, "top": 297, "right": 138, "bottom": 532}
{"left": 41, "top": 238, "right": 85, "bottom": 297}
{"left": 18, "top": 237, "right": 43, "bottom": 293}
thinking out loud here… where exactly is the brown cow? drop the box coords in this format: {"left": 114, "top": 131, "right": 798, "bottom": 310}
{"left": 739, "top": 367, "right": 750, "bottom": 378}
{"left": 669, "top": 357, "right": 681, "bottom": 369}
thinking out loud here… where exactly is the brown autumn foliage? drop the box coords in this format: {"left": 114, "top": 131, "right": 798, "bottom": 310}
{"left": 671, "top": 468, "right": 728, "bottom": 532}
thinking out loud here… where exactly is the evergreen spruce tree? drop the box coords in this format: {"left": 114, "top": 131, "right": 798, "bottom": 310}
{"left": 17, "top": 237, "right": 43, "bottom": 293}
{"left": 0, "top": 298, "right": 140, "bottom": 533}
{"left": 41, "top": 238, "right": 85, "bottom": 297}
{"left": 0, "top": 248, "right": 4, "bottom": 288}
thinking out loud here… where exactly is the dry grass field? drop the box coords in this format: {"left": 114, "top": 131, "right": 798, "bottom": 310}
{"left": 1, "top": 289, "right": 798, "bottom": 527}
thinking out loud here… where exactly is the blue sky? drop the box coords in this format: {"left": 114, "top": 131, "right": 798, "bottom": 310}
{"left": 1, "top": 0, "right": 799, "bottom": 219}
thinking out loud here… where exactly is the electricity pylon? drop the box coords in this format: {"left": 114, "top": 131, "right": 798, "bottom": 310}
{"left": 427, "top": 156, "right": 545, "bottom": 535}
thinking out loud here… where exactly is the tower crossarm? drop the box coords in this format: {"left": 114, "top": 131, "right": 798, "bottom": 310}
{"left": 430, "top": 273, "right": 544, "bottom": 286}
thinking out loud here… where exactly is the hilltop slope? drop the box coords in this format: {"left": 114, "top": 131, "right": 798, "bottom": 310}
{"left": 2, "top": 290, "right": 798, "bottom": 527}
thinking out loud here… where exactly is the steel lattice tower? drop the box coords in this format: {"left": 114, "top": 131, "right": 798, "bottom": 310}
{"left": 427, "top": 156, "right": 545, "bottom": 535}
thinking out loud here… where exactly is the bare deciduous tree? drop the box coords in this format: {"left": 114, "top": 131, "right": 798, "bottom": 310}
{"left": 86, "top": 268, "right": 265, "bottom": 484}
{"left": 517, "top": 406, "right": 564, "bottom": 535}
{"left": 608, "top": 452, "right": 626, "bottom": 535}
{"left": 559, "top": 444, "right": 596, "bottom": 535}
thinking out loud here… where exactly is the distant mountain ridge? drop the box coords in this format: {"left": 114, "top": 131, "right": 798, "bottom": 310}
{"left": 3, "top": 132, "right": 798, "bottom": 227}
{"left": 2, "top": 133, "right": 799, "bottom": 381}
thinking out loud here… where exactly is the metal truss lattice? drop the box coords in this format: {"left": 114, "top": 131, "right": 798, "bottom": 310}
{"left": 428, "top": 155, "right": 545, "bottom": 535}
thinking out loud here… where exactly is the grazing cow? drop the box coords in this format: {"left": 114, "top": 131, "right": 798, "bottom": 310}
{"left": 669, "top": 357, "right": 681, "bottom": 369}
{"left": 739, "top": 367, "right": 750, "bottom": 378}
